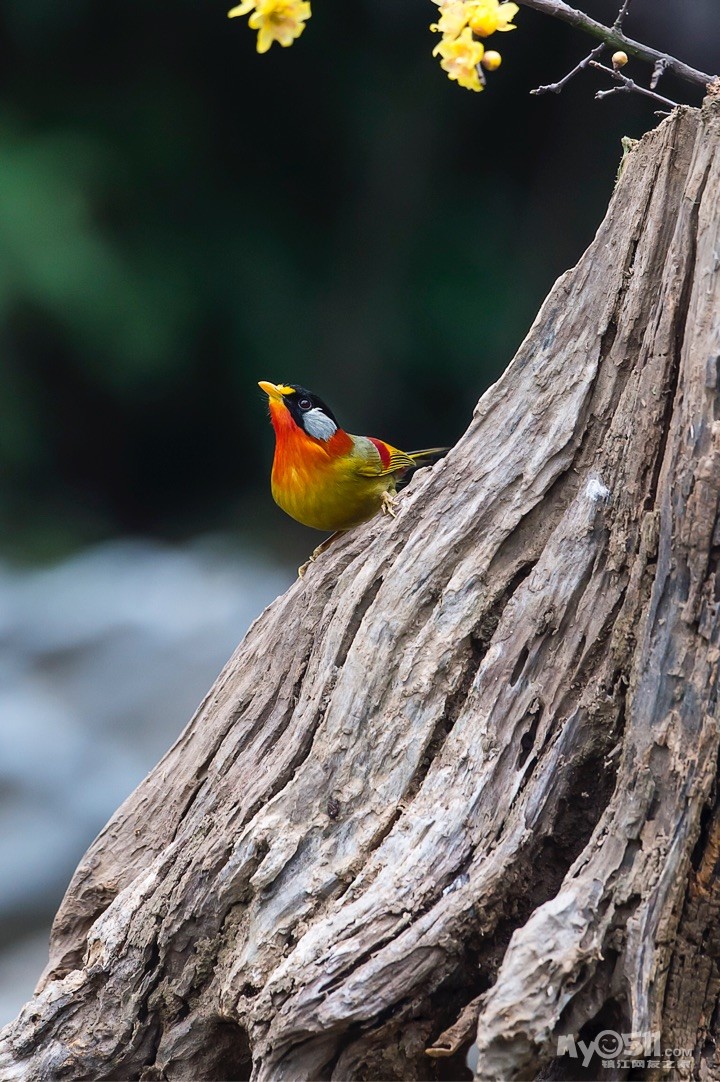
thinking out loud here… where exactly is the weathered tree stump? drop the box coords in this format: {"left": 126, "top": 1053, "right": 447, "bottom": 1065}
{"left": 2, "top": 99, "right": 720, "bottom": 1081}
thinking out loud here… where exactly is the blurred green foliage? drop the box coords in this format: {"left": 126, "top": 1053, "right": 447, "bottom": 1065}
{"left": 0, "top": 0, "right": 711, "bottom": 561}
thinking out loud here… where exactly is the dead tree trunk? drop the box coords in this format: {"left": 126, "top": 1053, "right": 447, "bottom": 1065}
{"left": 2, "top": 99, "right": 720, "bottom": 1082}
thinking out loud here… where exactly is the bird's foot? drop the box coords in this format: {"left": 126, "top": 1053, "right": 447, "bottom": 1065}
{"left": 380, "top": 490, "right": 398, "bottom": 519}
{"left": 298, "top": 531, "right": 345, "bottom": 578}
{"left": 298, "top": 547, "right": 322, "bottom": 578}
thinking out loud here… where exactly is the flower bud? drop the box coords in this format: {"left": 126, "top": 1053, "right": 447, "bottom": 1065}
{"left": 481, "top": 50, "right": 502, "bottom": 71}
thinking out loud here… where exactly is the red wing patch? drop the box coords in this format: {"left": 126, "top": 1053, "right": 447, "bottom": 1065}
{"left": 368, "top": 437, "right": 391, "bottom": 469}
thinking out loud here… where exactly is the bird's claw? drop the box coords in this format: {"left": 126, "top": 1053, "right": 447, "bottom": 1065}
{"left": 298, "top": 553, "right": 316, "bottom": 578}
{"left": 297, "top": 531, "right": 344, "bottom": 578}
{"left": 381, "top": 491, "right": 398, "bottom": 519}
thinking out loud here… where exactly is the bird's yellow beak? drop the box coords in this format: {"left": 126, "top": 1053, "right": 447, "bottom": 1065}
{"left": 258, "top": 380, "right": 290, "bottom": 402}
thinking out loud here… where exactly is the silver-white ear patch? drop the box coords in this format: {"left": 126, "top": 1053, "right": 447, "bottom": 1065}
{"left": 303, "top": 408, "right": 338, "bottom": 441}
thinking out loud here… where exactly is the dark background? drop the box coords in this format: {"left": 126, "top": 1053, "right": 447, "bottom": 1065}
{"left": 0, "top": 0, "right": 715, "bottom": 566}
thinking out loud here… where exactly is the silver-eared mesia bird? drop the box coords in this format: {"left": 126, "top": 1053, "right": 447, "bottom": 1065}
{"left": 258, "top": 381, "right": 447, "bottom": 570}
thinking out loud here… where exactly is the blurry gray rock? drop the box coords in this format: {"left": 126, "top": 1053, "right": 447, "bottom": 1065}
{"left": 0, "top": 537, "right": 291, "bottom": 1025}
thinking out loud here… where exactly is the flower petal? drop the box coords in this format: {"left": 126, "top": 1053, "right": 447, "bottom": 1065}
{"left": 227, "top": 0, "right": 255, "bottom": 17}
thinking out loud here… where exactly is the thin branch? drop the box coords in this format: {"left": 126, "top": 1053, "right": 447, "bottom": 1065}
{"left": 515, "top": 0, "right": 715, "bottom": 90}
{"left": 530, "top": 42, "right": 604, "bottom": 96}
{"left": 589, "top": 60, "right": 679, "bottom": 109}
{"left": 612, "top": 0, "right": 632, "bottom": 30}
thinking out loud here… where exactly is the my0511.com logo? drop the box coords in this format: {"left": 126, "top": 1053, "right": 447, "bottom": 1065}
{"left": 557, "top": 1030, "right": 693, "bottom": 1070}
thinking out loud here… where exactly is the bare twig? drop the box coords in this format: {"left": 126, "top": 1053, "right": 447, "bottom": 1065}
{"left": 515, "top": 0, "right": 715, "bottom": 90}
{"left": 612, "top": 0, "right": 632, "bottom": 30}
{"left": 531, "top": 42, "right": 604, "bottom": 95}
{"left": 589, "top": 60, "right": 679, "bottom": 109}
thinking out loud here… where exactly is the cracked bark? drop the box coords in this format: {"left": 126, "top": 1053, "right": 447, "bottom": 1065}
{"left": 2, "top": 100, "right": 720, "bottom": 1082}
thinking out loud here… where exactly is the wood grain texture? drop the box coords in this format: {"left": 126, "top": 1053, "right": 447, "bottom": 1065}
{"left": 1, "top": 100, "right": 719, "bottom": 1082}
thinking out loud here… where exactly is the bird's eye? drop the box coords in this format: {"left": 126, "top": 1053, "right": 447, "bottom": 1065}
{"left": 298, "top": 397, "right": 312, "bottom": 411}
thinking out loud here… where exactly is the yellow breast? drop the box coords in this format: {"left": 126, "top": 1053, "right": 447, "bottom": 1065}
{"left": 270, "top": 429, "right": 392, "bottom": 532}
{"left": 272, "top": 456, "right": 393, "bottom": 532}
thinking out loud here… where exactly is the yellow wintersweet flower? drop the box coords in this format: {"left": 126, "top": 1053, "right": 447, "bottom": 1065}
{"left": 228, "top": 0, "right": 311, "bottom": 54}
{"left": 433, "top": 27, "right": 485, "bottom": 91}
{"left": 467, "top": 0, "right": 518, "bottom": 37}
{"left": 430, "top": 0, "right": 470, "bottom": 39}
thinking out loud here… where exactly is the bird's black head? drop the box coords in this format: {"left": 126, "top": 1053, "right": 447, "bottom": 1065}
{"left": 281, "top": 384, "right": 340, "bottom": 441}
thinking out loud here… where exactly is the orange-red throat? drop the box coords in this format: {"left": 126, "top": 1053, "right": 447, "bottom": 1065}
{"left": 258, "top": 381, "right": 353, "bottom": 475}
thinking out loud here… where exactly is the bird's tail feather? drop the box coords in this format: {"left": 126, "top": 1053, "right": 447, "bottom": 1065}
{"left": 393, "top": 446, "right": 448, "bottom": 490}
{"left": 407, "top": 446, "right": 449, "bottom": 465}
